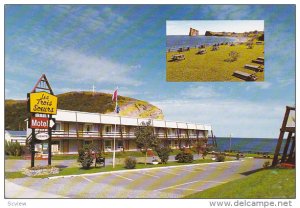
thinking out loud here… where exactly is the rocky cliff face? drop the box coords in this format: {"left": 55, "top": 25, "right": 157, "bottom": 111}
{"left": 189, "top": 28, "right": 199, "bottom": 36}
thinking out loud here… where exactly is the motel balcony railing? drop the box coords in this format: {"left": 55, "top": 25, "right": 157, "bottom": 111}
{"left": 166, "top": 134, "right": 178, "bottom": 139}
{"left": 51, "top": 130, "right": 201, "bottom": 139}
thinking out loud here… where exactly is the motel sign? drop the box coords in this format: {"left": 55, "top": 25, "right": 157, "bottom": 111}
{"left": 27, "top": 74, "right": 58, "bottom": 167}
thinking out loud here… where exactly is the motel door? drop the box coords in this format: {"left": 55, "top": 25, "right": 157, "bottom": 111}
{"left": 63, "top": 140, "right": 69, "bottom": 153}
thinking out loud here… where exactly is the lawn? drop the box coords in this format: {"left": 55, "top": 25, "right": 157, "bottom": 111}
{"left": 184, "top": 168, "right": 295, "bottom": 198}
{"left": 51, "top": 149, "right": 184, "bottom": 160}
{"left": 166, "top": 43, "right": 264, "bottom": 82}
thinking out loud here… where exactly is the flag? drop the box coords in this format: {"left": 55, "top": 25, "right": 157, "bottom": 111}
{"left": 115, "top": 105, "right": 120, "bottom": 114}
{"left": 112, "top": 88, "right": 118, "bottom": 102}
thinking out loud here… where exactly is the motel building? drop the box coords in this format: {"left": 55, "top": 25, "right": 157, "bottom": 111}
{"left": 26, "top": 109, "right": 213, "bottom": 155}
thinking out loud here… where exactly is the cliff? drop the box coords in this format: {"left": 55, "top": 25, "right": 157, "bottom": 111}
{"left": 189, "top": 28, "right": 199, "bottom": 36}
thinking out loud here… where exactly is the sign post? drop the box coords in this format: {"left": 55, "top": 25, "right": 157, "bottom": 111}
{"left": 27, "top": 74, "right": 58, "bottom": 167}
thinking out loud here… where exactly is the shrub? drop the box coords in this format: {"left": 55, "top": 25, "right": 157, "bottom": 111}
{"left": 124, "top": 156, "right": 136, "bottom": 169}
{"left": 5, "top": 140, "right": 24, "bottom": 156}
{"left": 78, "top": 145, "right": 94, "bottom": 169}
{"left": 225, "top": 51, "right": 239, "bottom": 62}
{"left": 175, "top": 151, "right": 193, "bottom": 163}
{"left": 215, "top": 153, "right": 226, "bottom": 162}
{"left": 155, "top": 146, "right": 172, "bottom": 164}
{"left": 263, "top": 161, "right": 271, "bottom": 169}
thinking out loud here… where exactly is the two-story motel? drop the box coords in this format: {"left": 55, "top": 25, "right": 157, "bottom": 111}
{"left": 27, "top": 109, "right": 213, "bottom": 155}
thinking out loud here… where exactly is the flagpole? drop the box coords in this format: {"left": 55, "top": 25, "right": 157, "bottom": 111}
{"left": 112, "top": 88, "right": 118, "bottom": 168}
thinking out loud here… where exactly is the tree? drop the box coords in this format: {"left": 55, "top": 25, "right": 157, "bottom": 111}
{"left": 78, "top": 143, "right": 102, "bottom": 169}
{"left": 155, "top": 145, "right": 172, "bottom": 164}
{"left": 195, "top": 138, "right": 211, "bottom": 159}
{"left": 134, "top": 120, "right": 159, "bottom": 165}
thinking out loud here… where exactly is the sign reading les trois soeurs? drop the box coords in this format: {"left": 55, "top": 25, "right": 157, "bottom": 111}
{"left": 29, "top": 92, "right": 58, "bottom": 115}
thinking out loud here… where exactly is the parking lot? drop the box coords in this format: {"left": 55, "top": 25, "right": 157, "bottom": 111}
{"left": 5, "top": 158, "right": 267, "bottom": 198}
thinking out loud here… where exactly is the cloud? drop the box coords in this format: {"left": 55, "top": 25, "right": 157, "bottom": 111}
{"left": 276, "top": 78, "right": 295, "bottom": 87}
{"left": 180, "top": 85, "right": 220, "bottom": 98}
{"left": 245, "top": 82, "right": 272, "bottom": 90}
{"left": 53, "top": 6, "right": 126, "bottom": 35}
{"left": 151, "top": 98, "right": 286, "bottom": 138}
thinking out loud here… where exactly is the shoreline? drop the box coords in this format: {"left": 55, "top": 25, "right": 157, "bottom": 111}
{"left": 166, "top": 35, "right": 248, "bottom": 51}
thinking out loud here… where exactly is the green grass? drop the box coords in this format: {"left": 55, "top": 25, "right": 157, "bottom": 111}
{"left": 184, "top": 168, "right": 295, "bottom": 198}
{"left": 224, "top": 152, "right": 274, "bottom": 159}
{"left": 52, "top": 155, "right": 79, "bottom": 160}
{"left": 166, "top": 43, "right": 264, "bottom": 82}
{"left": 5, "top": 171, "right": 27, "bottom": 179}
{"left": 52, "top": 150, "right": 184, "bottom": 160}
{"left": 5, "top": 155, "right": 23, "bottom": 160}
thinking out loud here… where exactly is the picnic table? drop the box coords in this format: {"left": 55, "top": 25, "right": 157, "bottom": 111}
{"left": 171, "top": 54, "right": 185, "bottom": 61}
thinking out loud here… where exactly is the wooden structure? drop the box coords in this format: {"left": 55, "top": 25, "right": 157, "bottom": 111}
{"left": 272, "top": 106, "right": 295, "bottom": 166}
{"left": 171, "top": 54, "right": 185, "bottom": 61}
{"left": 233, "top": 70, "right": 257, "bottom": 81}
{"left": 252, "top": 59, "right": 264, "bottom": 65}
{"left": 197, "top": 49, "right": 207, "bottom": 55}
{"left": 244, "top": 64, "right": 264, "bottom": 72}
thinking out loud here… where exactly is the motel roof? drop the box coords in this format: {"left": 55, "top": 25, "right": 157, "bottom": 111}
{"left": 52, "top": 109, "right": 212, "bottom": 131}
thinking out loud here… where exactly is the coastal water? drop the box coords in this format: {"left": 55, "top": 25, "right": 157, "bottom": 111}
{"left": 210, "top": 137, "right": 285, "bottom": 154}
{"left": 166, "top": 35, "right": 245, "bottom": 51}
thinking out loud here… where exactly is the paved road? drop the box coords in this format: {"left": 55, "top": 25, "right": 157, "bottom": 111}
{"left": 5, "top": 158, "right": 268, "bottom": 198}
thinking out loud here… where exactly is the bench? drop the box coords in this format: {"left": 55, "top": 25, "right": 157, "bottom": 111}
{"left": 177, "top": 47, "right": 190, "bottom": 52}
{"left": 197, "top": 49, "right": 206, "bottom": 55}
{"left": 244, "top": 64, "right": 264, "bottom": 72}
{"left": 257, "top": 57, "right": 264, "bottom": 61}
{"left": 252, "top": 59, "right": 264, "bottom": 64}
{"left": 95, "top": 156, "right": 105, "bottom": 167}
{"left": 171, "top": 54, "right": 185, "bottom": 61}
{"left": 233, "top": 71, "right": 257, "bottom": 81}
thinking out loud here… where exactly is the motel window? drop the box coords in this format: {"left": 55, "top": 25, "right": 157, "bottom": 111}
{"left": 117, "top": 141, "right": 123, "bottom": 149}
{"left": 105, "top": 125, "right": 112, "bottom": 133}
{"left": 168, "top": 129, "right": 175, "bottom": 135}
{"left": 105, "top": 140, "right": 112, "bottom": 149}
{"left": 85, "top": 124, "right": 93, "bottom": 132}
{"left": 55, "top": 122, "right": 61, "bottom": 131}
{"left": 84, "top": 141, "right": 92, "bottom": 146}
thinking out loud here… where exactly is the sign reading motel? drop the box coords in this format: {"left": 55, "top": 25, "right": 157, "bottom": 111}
{"left": 29, "top": 91, "right": 58, "bottom": 114}
{"left": 30, "top": 117, "right": 49, "bottom": 129}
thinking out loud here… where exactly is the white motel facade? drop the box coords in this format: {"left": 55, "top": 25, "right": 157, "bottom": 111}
{"left": 26, "top": 109, "right": 213, "bottom": 155}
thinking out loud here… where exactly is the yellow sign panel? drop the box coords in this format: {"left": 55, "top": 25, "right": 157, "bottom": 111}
{"left": 29, "top": 92, "right": 58, "bottom": 115}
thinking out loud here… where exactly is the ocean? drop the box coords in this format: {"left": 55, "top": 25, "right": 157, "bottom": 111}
{"left": 166, "top": 35, "right": 246, "bottom": 51}
{"left": 210, "top": 137, "right": 284, "bottom": 154}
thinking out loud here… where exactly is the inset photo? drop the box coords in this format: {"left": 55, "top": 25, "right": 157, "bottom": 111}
{"left": 166, "top": 20, "right": 264, "bottom": 82}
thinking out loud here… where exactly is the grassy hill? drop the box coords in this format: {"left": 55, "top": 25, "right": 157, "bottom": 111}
{"left": 5, "top": 91, "right": 164, "bottom": 130}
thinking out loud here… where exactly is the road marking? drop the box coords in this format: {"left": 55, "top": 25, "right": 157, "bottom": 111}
{"left": 201, "top": 180, "right": 227, "bottom": 184}
{"left": 82, "top": 176, "right": 94, "bottom": 183}
{"left": 154, "top": 179, "right": 227, "bottom": 192}
{"left": 183, "top": 168, "right": 204, "bottom": 172}
{"left": 154, "top": 179, "right": 203, "bottom": 191}
{"left": 141, "top": 172, "right": 160, "bottom": 178}
{"left": 173, "top": 188, "right": 202, "bottom": 191}
{"left": 160, "top": 170, "right": 180, "bottom": 176}
{"left": 112, "top": 173, "right": 134, "bottom": 181}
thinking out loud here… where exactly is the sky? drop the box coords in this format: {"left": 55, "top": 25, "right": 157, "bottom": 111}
{"left": 4, "top": 5, "right": 295, "bottom": 138}
{"left": 167, "top": 20, "right": 264, "bottom": 35}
